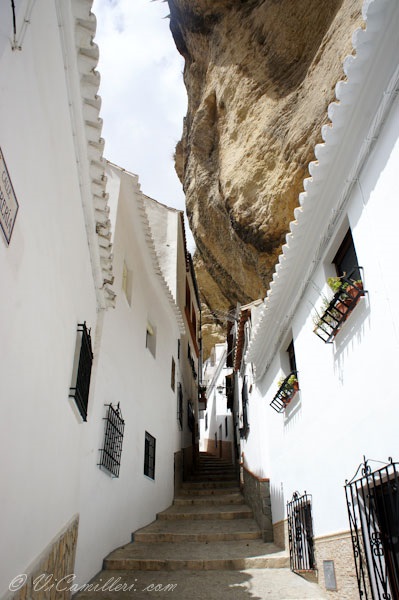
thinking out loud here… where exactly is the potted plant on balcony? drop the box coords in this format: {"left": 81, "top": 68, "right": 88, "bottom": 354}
{"left": 277, "top": 373, "right": 299, "bottom": 404}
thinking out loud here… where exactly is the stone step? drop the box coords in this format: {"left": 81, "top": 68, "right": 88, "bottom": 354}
{"left": 181, "top": 480, "right": 239, "bottom": 490}
{"left": 193, "top": 467, "right": 237, "bottom": 476}
{"left": 197, "top": 461, "right": 235, "bottom": 468}
{"left": 178, "top": 486, "right": 240, "bottom": 498}
{"left": 157, "top": 504, "right": 253, "bottom": 521}
{"left": 173, "top": 492, "right": 245, "bottom": 506}
{"left": 133, "top": 518, "right": 262, "bottom": 543}
{"left": 104, "top": 540, "right": 289, "bottom": 571}
{"left": 187, "top": 474, "right": 238, "bottom": 482}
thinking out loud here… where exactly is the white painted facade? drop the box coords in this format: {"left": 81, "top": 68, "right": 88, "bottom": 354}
{"left": 0, "top": 1, "right": 112, "bottom": 595}
{"left": 74, "top": 164, "right": 185, "bottom": 586}
{"left": 239, "top": 0, "right": 399, "bottom": 540}
{"left": 200, "top": 344, "right": 234, "bottom": 462}
{"left": 0, "top": 1, "right": 196, "bottom": 596}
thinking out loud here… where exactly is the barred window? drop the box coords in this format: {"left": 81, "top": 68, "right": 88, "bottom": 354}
{"left": 177, "top": 383, "right": 183, "bottom": 429}
{"left": 98, "top": 404, "right": 125, "bottom": 478}
{"left": 144, "top": 431, "right": 156, "bottom": 480}
{"left": 69, "top": 322, "right": 93, "bottom": 421}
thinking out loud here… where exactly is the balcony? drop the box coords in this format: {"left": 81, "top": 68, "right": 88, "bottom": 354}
{"left": 270, "top": 371, "right": 299, "bottom": 413}
{"left": 313, "top": 272, "right": 365, "bottom": 343}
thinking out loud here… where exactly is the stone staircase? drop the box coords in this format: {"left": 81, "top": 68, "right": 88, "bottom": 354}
{"left": 74, "top": 453, "right": 331, "bottom": 599}
{"left": 101, "top": 452, "right": 288, "bottom": 571}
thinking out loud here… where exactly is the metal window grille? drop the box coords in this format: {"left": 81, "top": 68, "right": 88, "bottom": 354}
{"left": 171, "top": 357, "right": 176, "bottom": 391}
{"left": 287, "top": 491, "right": 316, "bottom": 572}
{"left": 177, "top": 383, "right": 183, "bottom": 429}
{"left": 69, "top": 322, "right": 93, "bottom": 421}
{"left": 144, "top": 431, "right": 156, "bottom": 479}
{"left": 345, "top": 457, "right": 399, "bottom": 599}
{"left": 239, "top": 376, "right": 249, "bottom": 438}
{"left": 98, "top": 403, "right": 125, "bottom": 478}
{"left": 187, "top": 401, "right": 195, "bottom": 432}
{"left": 270, "top": 370, "right": 299, "bottom": 413}
{"left": 313, "top": 268, "right": 366, "bottom": 343}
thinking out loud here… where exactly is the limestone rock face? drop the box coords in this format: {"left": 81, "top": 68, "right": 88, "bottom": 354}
{"left": 168, "top": 0, "right": 363, "bottom": 332}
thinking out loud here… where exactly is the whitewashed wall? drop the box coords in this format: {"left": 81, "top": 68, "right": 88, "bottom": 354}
{"left": 0, "top": 1, "right": 98, "bottom": 595}
{"left": 242, "top": 91, "right": 399, "bottom": 536}
{"left": 74, "top": 165, "right": 183, "bottom": 585}
{"left": 200, "top": 344, "right": 234, "bottom": 460}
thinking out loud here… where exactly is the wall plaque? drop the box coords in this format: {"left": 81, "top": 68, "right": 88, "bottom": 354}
{"left": 323, "top": 560, "right": 337, "bottom": 591}
{"left": 0, "top": 147, "right": 19, "bottom": 245}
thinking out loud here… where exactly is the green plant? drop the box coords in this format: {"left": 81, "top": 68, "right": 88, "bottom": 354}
{"left": 327, "top": 276, "right": 347, "bottom": 293}
{"left": 277, "top": 373, "right": 298, "bottom": 389}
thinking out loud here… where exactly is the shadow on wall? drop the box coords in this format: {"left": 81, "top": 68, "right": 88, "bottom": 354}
{"left": 333, "top": 295, "right": 370, "bottom": 385}
{"left": 270, "top": 481, "right": 286, "bottom": 527}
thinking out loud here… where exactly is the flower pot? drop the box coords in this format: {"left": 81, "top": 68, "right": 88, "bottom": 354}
{"left": 347, "top": 282, "right": 363, "bottom": 298}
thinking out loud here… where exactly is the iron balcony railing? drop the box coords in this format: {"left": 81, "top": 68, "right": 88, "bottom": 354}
{"left": 345, "top": 457, "right": 399, "bottom": 599}
{"left": 270, "top": 371, "right": 299, "bottom": 413}
{"left": 98, "top": 403, "right": 125, "bottom": 478}
{"left": 313, "top": 269, "right": 366, "bottom": 343}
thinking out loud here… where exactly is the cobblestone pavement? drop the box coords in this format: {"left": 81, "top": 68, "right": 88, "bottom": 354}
{"left": 75, "top": 568, "right": 329, "bottom": 599}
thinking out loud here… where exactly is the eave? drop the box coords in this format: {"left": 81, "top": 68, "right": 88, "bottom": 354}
{"left": 246, "top": 0, "right": 399, "bottom": 380}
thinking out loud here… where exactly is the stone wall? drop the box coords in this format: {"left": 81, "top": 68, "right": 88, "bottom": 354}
{"left": 273, "top": 518, "right": 289, "bottom": 551}
{"left": 242, "top": 466, "right": 272, "bottom": 542}
{"left": 11, "top": 516, "right": 79, "bottom": 600}
{"left": 314, "top": 531, "right": 359, "bottom": 599}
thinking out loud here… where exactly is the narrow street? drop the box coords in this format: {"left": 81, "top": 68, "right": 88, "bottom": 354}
{"left": 75, "top": 454, "right": 328, "bottom": 599}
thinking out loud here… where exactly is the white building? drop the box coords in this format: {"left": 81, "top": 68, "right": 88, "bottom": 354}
{"left": 0, "top": 1, "right": 114, "bottom": 596}
{"left": 74, "top": 162, "right": 186, "bottom": 586}
{"left": 0, "top": 1, "right": 200, "bottom": 597}
{"left": 200, "top": 343, "right": 234, "bottom": 462}
{"left": 235, "top": 0, "right": 399, "bottom": 597}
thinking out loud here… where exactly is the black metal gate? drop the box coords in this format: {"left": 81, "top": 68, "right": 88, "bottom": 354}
{"left": 345, "top": 457, "right": 399, "bottom": 599}
{"left": 287, "top": 491, "right": 316, "bottom": 572}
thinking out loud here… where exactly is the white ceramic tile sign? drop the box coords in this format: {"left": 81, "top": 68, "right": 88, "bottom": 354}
{"left": 0, "top": 147, "right": 19, "bottom": 245}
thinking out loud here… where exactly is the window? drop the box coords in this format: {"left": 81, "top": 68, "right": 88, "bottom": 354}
{"left": 191, "top": 304, "right": 197, "bottom": 338}
{"left": 144, "top": 431, "right": 156, "bottom": 479}
{"left": 185, "top": 280, "right": 191, "bottom": 310}
{"left": 98, "top": 404, "right": 125, "bottom": 478}
{"left": 187, "top": 401, "right": 195, "bottom": 432}
{"left": 287, "top": 340, "right": 297, "bottom": 374}
{"left": 225, "top": 416, "right": 228, "bottom": 437}
{"left": 240, "top": 376, "right": 249, "bottom": 437}
{"left": 122, "top": 261, "right": 132, "bottom": 305}
{"left": 146, "top": 322, "right": 156, "bottom": 358}
{"left": 333, "top": 228, "right": 361, "bottom": 282}
{"left": 177, "top": 383, "right": 183, "bottom": 429}
{"left": 69, "top": 322, "right": 93, "bottom": 421}
{"left": 171, "top": 357, "right": 176, "bottom": 391}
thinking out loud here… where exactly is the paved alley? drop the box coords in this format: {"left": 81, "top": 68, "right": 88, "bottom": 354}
{"left": 75, "top": 454, "right": 328, "bottom": 599}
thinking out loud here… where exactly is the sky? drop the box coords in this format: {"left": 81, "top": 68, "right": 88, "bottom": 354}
{"left": 92, "top": 0, "right": 194, "bottom": 247}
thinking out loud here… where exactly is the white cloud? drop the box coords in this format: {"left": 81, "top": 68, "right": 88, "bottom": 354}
{"left": 92, "top": 0, "right": 192, "bottom": 246}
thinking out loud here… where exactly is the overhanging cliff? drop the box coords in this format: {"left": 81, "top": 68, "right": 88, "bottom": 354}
{"left": 167, "top": 0, "right": 364, "bottom": 355}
